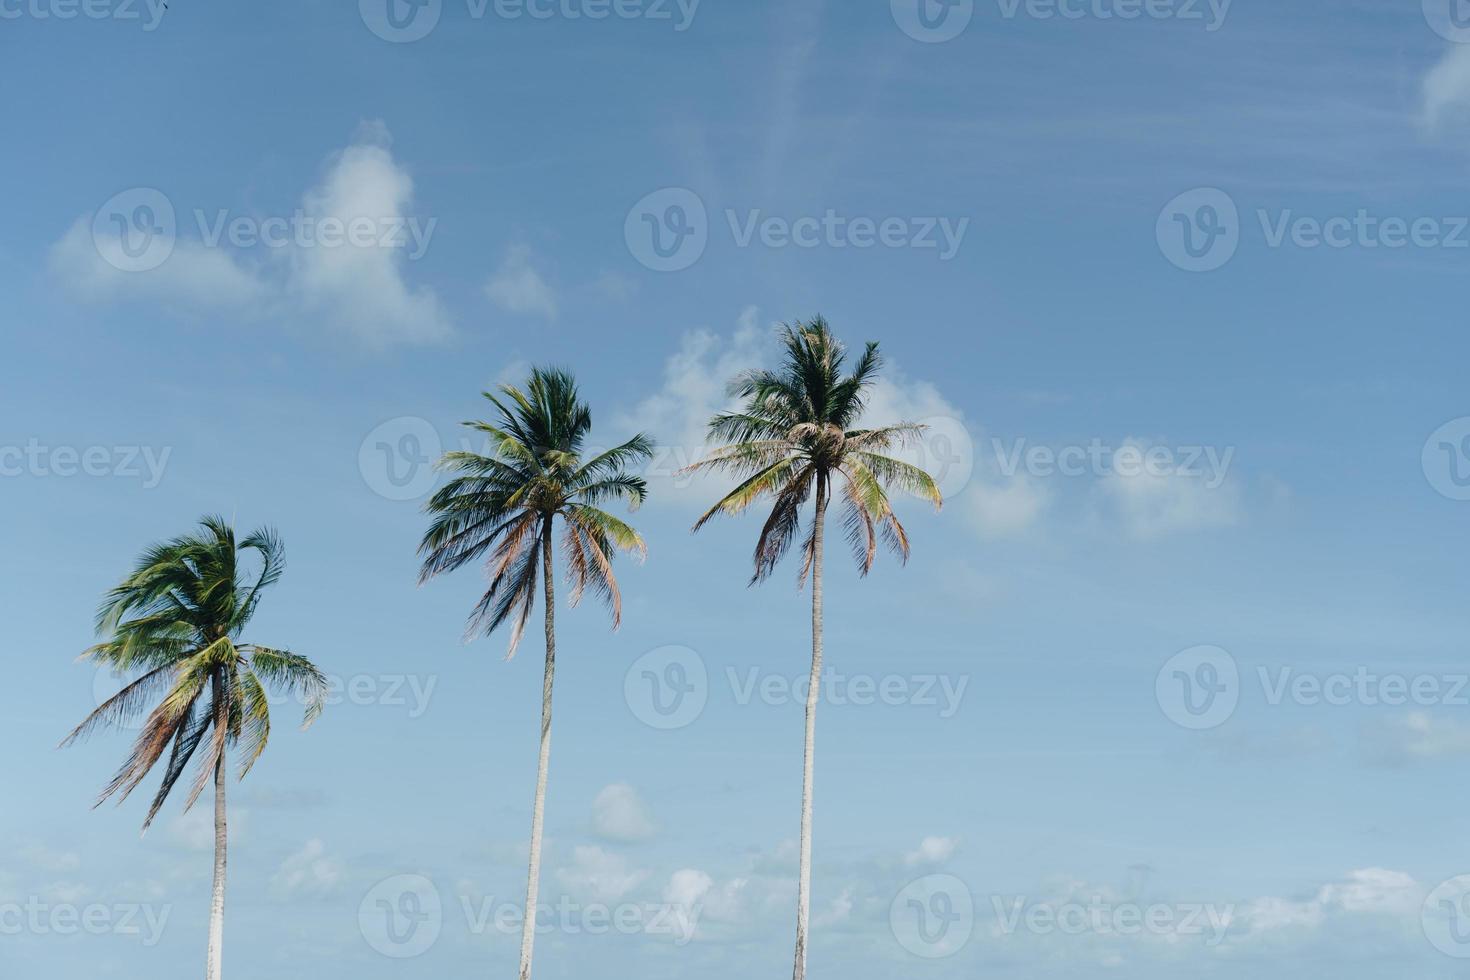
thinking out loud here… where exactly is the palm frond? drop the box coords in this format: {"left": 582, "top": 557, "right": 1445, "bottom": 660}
{"left": 60, "top": 662, "right": 179, "bottom": 748}
{"left": 854, "top": 451, "right": 944, "bottom": 509}
{"left": 66, "top": 517, "right": 325, "bottom": 830}
{"left": 692, "top": 458, "right": 802, "bottom": 531}
{"left": 245, "top": 646, "right": 328, "bottom": 729}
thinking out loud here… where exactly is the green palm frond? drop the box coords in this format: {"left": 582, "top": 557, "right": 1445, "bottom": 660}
{"left": 420, "top": 367, "right": 651, "bottom": 656}
{"left": 63, "top": 517, "right": 325, "bottom": 831}
{"left": 691, "top": 317, "right": 943, "bottom": 583}
{"left": 234, "top": 668, "right": 272, "bottom": 779}
{"left": 244, "top": 646, "right": 329, "bottom": 729}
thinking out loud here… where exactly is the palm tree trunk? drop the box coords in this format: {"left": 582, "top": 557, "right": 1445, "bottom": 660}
{"left": 518, "top": 520, "right": 557, "bottom": 980}
{"left": 206, "top": 683, "right": 228, "bottom": 980}
{"left": 792, "top": 475, "right": 827, "bottom": 980}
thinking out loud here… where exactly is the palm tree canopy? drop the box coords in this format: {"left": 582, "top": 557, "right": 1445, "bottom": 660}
{"left": 62, "top": 516, "right": 327, "bottom": 831}
{"left": 418, "top": 367, "right": 653, "bottom": 656}
{"left": 686, "top": 316, "right": 943, "bottom": 584}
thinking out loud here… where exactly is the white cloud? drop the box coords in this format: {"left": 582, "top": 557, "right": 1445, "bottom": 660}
{"left": 485, "top": 245, "right": 558, "bottom": 321}
{"left": 592, "top": 784, "right": 657, "bottom": 843}
{"left": 1423, "top": 46, "right": 1470, "bottom": 129}
{"left": 1233, "top": 868, "right": 1419, "bottom": 937}
{"left": 50, "top": 122, "right": 451, "bottom": 350}
{"left": 1363, "top": 711, "right": 1470, "bottom": 766}
{"left": 18, "top": 845, "right": 81, "bottom": 874}
{"left": 50, "top": 220, "right": 270, "bottom": 311}
{"left": 663, "top": 869, "right": 713, "bottom": 942}
{"left": 613, "top": 306, "right": 768, "bottom": 504}
{"left": 287, "top": 123, "right": 451, "bottom": 348}
{"left": 269, "top": 839, "right": 343, "bottom": 899}
{"left": 588, "top": 270, "right": 638, "bottom": 303}
{"left": 555, "top": 846, "right": 649, "bottom": 904}
{"left": 1099, "top": 439, "right": 1240, "bottom": 538}
{"left": 813, "top": 887, "right": 855, "bottom": 928}
{"left": 903, "top": 836, "right": 958, "bottom": 867}
{"left": 965, "top": 478, "right": 1048, "bottom": 538}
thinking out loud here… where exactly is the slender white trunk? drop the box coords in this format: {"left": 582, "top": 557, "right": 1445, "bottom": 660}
{"left": 518, "top": 520, "right": 557, "bottom": 980}
{"left": 792, "top": 475, "right": 827, "bottom": 980}
{"left": 206, "top": 682, "right": 227, "bottom": 980}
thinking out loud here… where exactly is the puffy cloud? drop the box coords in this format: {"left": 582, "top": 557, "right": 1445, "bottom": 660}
{"left": 1098, "top": 439, "right": 1240, "bottom": 538}
{"left": 555, "top": 846, "right": 650, "bottom": 904}
{"left": 1232, "top": 868, "right": 1420, "bottom": 936}
{"left": 286, "top": 123, "right": 451, "bottom": 348}
{"left": 50, "top": 122, "right": 450, "bottom": 350}
{"left": 903, "top": 836, "right": 958, "bottom": 867}
{"left": 592, "top": 784, "right": 657, "bottom": 843}
{"left": 269, "top": 839, "right": 343, "bottom": 899}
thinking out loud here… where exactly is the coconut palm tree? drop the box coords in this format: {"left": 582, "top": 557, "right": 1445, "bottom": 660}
{"left": 61, "top": 516, "right": 327, "bottom": 980}
{"left": 417, "top": 368, "right": 652, "bottom": 980}
{"left": 685, "top": 317, "right": 942, "bottom": 980}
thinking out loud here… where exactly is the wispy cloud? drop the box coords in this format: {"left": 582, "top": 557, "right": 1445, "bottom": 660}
{"left": 485, "top": 244, "right": 558, "bottom": 321}
{"left": 1422, "top": 45, "right": 1470, "bottom": 130}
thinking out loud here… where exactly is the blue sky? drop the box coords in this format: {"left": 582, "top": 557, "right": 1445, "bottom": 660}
{"left": 6, "top": 0, "right": 1470, "bottom": 976}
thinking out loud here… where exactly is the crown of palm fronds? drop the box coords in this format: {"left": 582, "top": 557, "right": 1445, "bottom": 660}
{"left": 418, "top": 368, "right": 653, "bottom": 656}
{"left": 61, "top": 516, "right": 327, "bottom": 832}
{"left": 685, "top": 316, "right": 943, "bottom": 585}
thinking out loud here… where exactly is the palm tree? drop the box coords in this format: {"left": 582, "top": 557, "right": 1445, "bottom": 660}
{"left": 685, "top": 317, "right": 942, "bottom": 980}
{"left": 61, "top": 516, "right": 327, "bottom": 980}
{"left": 418, "top": 368, "right": 652, "bottom": 980}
